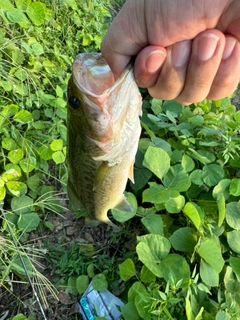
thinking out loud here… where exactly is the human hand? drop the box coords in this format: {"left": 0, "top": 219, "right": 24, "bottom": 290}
{"left": 101, "top": 0, "right": 240, "bottom": 104}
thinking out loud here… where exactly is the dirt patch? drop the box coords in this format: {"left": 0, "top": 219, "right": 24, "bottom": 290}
{"left": 1, "top": 200, "right": 138, "bottom": 320}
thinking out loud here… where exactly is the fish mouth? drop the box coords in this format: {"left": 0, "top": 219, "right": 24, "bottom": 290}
{"left": 72, "top": 53, "right": 131, "bottom": 98}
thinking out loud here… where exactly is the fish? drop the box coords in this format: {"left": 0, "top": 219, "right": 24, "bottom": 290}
{"left": 67, "top": 52, "right": 142, "bottom": 228}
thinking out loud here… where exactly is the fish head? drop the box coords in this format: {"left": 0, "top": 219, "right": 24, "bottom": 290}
{"left": 67, "top": 53, "right": 117, "bottom": 143}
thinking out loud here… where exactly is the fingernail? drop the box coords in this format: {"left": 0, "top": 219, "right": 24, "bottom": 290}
{"left": 172, "top": 40, "right": 191, "bottom": 68}
{"left": 146, "top": 50, "right": 166, "bottom": 73}
{"left": 222, "top": 37, "right": 237, "bottom": 60}
{"left": 198, "top": 34, "right": 219, "bottom": 61}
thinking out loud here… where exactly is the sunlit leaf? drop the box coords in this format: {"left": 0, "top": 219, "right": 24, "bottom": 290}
{"left": 226, "top": 202, "right": 240, "bottom": 230}
{"left": 227, "top": 230, "right": 240, "bottom": 254}
{"left": 197, "top": 239, "right": 224, "bottom": 273}
{"left": 143, "top": 146, "right": 170, "bottom": 180}
{"left": 119, "top": 258, "right": 136, "bottom": 281}
{"left": 26, "top": 2, "right": 46, "bottom": 26}
{"left": 200, "top": 259, "right": 219, "bottom": 287}
{"left": 183, "top": 202, "right": 202, "bottom": 230}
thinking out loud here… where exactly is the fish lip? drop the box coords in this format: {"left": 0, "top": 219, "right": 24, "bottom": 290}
{"left": 72, "top": 52, "right": 132, "bottom": 99}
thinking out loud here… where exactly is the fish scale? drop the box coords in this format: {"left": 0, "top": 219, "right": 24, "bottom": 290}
{"left": 67, "top": 53, "right": 142, "bottom": 228}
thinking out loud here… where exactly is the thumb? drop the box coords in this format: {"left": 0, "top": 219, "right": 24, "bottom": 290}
{"left": 101, "top": 0, "right": 147, "bottom": 79}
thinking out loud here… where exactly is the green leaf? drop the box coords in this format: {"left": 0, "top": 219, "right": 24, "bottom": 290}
{"left": 226, "top": 202, "right": 240, "bottom": 230}
{"left": 128, "top": 282, "right": 150, "bottom": 319}
{"left": 165, "top": 194, "right": 185, "bottom": 213}
{"left": 6, "top": 9, "right": 29, "bottom": 28}
{"left": 212, "top": 179, "right": 231, "bottom": 200}
{"left": 217, "top": 195, "right": 225, "bottom": 227}
{"left": 82, "top": 34, "right": 93, "bottom": 46}
{"left": 56, "top": 85, "right": 63, "bottom": 98}
{"left": 17, "top": 212, "right": 40, "bottom": 232}
{"left": 190, "top": 169, "right": 203, "bottom": 185}
{"left": 27, "top": 174, "right": 41, "bottom": 191}
{"left": 11, "top": 195, "right": 33, "bottom": 215}
{"left": 6, "top": 181, "right": 26, "bottom": 197}
{"left": 227, "top": 230, "right": 240, "bottom": 254}
{"left": 92, "top": 274, "right": 108, "bottom": 291}
{"left": 87, "top": 264, "right": 95, "bottom": 278}
{"left": 188, "top": 115, "right": 204, "bottom": 126}
{"left": 13, "top": 110, "right": 33, "bottom": 123}
{"left": 12, "top": 314, "right": 28, "bottom": 320}
{"left": 0, "top": 184, "right": 6, "bottom": 201}
{"left": 142, "top": 184, "right": 165, "bottom": 203}
{"left": 224, "top": 266, "right": 240, "bottom": 292}
{"left": 202, "top": 164, "right": 225, "bottom": 187}
{"left": 0, "top": 80, "right": 12, "bottom": 91}
{"left": 216, "top": 311, "right": 231, "bottom": 320}
{"left": 189, "top": 148, "right": 211, "bottom": 164}
{"left": 229, "top": 257, "right": 240, "bottom": 281}
{"left": 143, "top": 146, "right": 170, "bottom": 180}
{"left": 37, "top": 145, "right": 53, "bottom": 160}
{"left": 200, "top": 259, "right": 219, "bottom": 287}
{"left": 130, "top": 167, "right": 152, "bottom": 192}
{"left": 2, "top": 164, "right": 21, "bottom": 181}
{"left": 112, "top": 192, "right": 137, "bottom": 222}
{"left": 121, "top": 302, "right": 140, "bottom": 320}
{"left": 19, "top": 156, "right": 37, "bottom": 173}
{"left": 0, "top": 0, "right": 14, "bottom": 10}
{"left": 169, "top": 227, "right": 197, "bottom": 252}
{"left": 50, "top": 139, "right": 63, "bottom": 151}
{"left": 76, "top": 275, "right": 89, "bottom": 294}
{"left": 141, "top": 213, "right": 164, "bottom": 235}
{"left": 8, "top": 149, "right": 24, "bottom": 164}
{"left": 162, "top": 100, "right": 182, "bottom": 114}
{"left": 2, "top": 137, "right": 17, "bottom": 150}
{"left": 182, "top": 154, "right": 195, "bottom": 172}
{"left": 67, "top": 277, "right": 78, "bottom": 295}
{"left": 135, "top": 294, "right": 151, "bottom": 319}
{"left": 183, "top": 202, "right": 202, "bottom": 230}
{"left": 119, "top": 258, "right": 136, "bottom": 281}
{"left": 161, "top": 254, "right": 190, "bottom": 288}
{"left": 26, "top": 2, "right": 46, "bottom": 26}
{"left": 52, "top": 151, "right": 65, "bottom": 164}
{"left": 136, "top": 234, "right": 171, "bottom": 278}
{"left": 1, "top": 104, "right": 19, "bottom": 117}
{"left": 31, "top": 43, "right": 44, "bottom": 55}
{"left": 140, "top": 265, "right": 156, "bottom": 283}
{"left": 229, "top": 178, "right": 240, "bottom": 196}
{"left": 128, "top": 282, "right": 148, "bottom": 302}
{"left": 197, "top": 239, "right": 224, "bottom": 273}
{"left": 163, "top": 164, "right": 191, "bottom": 192}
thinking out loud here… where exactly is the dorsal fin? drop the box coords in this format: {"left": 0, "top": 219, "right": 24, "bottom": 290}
{"left": 128, "top": 161, "right": 135, "bottom": 183}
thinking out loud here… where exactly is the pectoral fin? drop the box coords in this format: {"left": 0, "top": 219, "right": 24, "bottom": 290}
{"left": 114, "top": 196, "right": 133, "bottom": 212}
{"left": 93, "top": 161, "right": 112, "bottom": 191}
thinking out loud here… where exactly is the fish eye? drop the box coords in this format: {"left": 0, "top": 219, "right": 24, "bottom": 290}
{"left": 68, "top": 96, "right": 80, "bottom": 109}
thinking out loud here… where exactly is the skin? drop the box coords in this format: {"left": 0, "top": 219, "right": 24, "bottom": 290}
{"left": 101, "top": 0, "right": 240, "bottom": 105}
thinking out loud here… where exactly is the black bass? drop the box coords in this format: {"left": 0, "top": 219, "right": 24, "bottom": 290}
{"left": 67, "top": 52, "right": 142, "bottom": 228}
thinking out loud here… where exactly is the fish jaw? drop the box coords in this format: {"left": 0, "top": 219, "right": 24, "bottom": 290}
{"left": 67, "top": 52, "right": 142, "bottom": 227}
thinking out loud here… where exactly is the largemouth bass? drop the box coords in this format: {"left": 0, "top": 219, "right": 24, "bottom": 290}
{"left": 67, "top": 52, "right": 142, "bottom": 228}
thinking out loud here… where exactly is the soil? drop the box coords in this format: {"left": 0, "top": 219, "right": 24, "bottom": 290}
{"left": 0, "top": 199, "right": 137, "bottom": 320}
